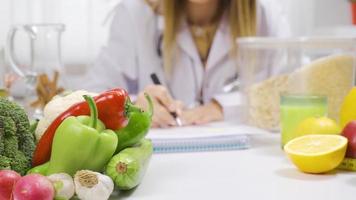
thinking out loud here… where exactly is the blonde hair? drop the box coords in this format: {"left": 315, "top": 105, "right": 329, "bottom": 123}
{"left": 162, "top": 0, "right": 257, "bottom": 75}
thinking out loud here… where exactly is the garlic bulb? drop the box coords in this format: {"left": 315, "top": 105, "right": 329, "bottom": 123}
{"left": 47, "top": 173, "right": 75, "bottom": 200}
{"left": 74, "top": 170, "right": 114, "bottom": 200}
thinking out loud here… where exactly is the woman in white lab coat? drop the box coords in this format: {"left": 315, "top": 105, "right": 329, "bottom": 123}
{"left": 86, "top": 0, "right": 290, "bottom": 127}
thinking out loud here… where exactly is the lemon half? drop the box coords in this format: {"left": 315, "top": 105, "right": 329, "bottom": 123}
{"left": 284, "top": 135, "right": 347, "bottom": 174}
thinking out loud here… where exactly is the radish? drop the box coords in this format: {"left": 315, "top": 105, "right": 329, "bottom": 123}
{"left": 12, "top": 174, "right": 54, "bottom": 200}
{"left": 0, "top": 170, "right": 21, "bottom": 200}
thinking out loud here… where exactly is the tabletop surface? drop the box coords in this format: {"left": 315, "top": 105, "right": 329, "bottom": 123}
{"left": 110, "top": 133, "right": 356, "bottom": 200}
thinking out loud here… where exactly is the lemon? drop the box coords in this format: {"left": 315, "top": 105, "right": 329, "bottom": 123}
{"left": 294, "top": 117, "right": 341, "bottom": 137}
{"left": 284, "top": 135, "right": 347, "bottom": 174}
{"left": 340, "top": 87, "right": 356, "bottom": 129}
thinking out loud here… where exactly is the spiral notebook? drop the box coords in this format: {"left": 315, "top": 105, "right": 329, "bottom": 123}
{"left": 147, "top": 122, "right": 268, "bottom": 153}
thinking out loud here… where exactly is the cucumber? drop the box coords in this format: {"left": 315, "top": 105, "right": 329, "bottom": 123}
{"left": 106, "top": 139, "right": 153, "bottom": 190}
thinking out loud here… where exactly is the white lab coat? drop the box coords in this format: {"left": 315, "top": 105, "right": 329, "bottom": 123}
{"left": 84, "top": 0, "right": 290, "bottom": 119}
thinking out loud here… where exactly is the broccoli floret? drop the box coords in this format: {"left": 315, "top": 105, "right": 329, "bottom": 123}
{"left": 0, "top": 124, "right": 4, "bottom": 155}
{"left": 0, "top": 122, "right": 9, "bottom": 170}
{"left": 0, "top": 98, "right": 36, "bottom": 175}
{"left": 0, "top": 155, "right": 11, "bottom": 169}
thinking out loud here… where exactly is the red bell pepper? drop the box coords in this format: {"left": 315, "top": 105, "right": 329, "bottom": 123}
{"left": 32, "top": 88, "right": 141, "bottom": 167}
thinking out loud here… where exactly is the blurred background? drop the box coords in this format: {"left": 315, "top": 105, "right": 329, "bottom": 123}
{"left": 0, "top": 0, "right": 354, "bottom": 88}
{"left": 0, "top": 0, "right": 121, "bottom": 76}
{"left": 0, "top": 0, "right": 354, "bottom": 73}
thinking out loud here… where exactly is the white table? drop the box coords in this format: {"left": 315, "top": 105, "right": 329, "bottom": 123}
{"left": 111, "top": 133, "right": 356, "bottom": 200}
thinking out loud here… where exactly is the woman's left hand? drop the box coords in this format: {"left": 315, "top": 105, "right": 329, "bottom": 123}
{"left": 180, "top": 100, "right": 223, "bottom": 126}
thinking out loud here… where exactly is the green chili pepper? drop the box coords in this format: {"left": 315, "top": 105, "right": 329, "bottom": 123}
{"left": 106, "top": 139, "right": 153, "bottom": 190}
{"left": 115, "top": 94, "right": 153, "bottom": 153}
{"left": 29, "top": 119, "right": 39, "bottom": 137}
{"left": 46, "top": 95, "right": 118, "bottom": 176}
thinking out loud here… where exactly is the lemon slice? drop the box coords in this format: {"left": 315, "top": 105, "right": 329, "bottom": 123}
{"left": 284, "top": 135, "right": 347, "bottom": 174}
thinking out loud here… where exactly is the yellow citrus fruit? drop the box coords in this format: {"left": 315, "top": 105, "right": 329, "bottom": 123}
{"left": 294, "top": 117, "right": 341, "bottom": 137}
{"left": 284, "top": 134, "right": 347, "bottom": 174}
{"left": 340, "top": 87, "right": 356, "bottom": 129}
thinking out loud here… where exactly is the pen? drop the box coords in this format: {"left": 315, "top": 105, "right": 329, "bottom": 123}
{"left": 150, "top": 73, "right": 183, "bottom": 127}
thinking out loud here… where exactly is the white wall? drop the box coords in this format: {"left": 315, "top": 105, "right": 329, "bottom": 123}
{"left": 313, "top": 0, "right": 351, "bottom": 28}
{"left": 280, "top": 0, "right": 352, "bottom": 36}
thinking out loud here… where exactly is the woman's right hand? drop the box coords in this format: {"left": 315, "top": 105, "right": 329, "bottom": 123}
{"left": 135, "top": 85, "right": 184, "bottom": 128}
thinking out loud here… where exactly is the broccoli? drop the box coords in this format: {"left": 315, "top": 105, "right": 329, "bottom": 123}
{"left": 0, "top": 98, "right": 36, "bottom": 175}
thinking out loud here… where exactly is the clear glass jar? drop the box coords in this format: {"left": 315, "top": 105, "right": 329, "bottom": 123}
{"left": 6, "top": 24, "right": 65, "bottom": 118}
{"left": 237, "top": 37, "right": 356, "bottom": 131}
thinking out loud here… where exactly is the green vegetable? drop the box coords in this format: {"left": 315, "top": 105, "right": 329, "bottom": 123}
{"left": 115, "top": 94, "right": 153, "bottom": 153}
{"left": 46, "top": 95, "right": 118, "bottom": 176}
{"left": 0, "top": 98, "right": 36, "bottom": 175}
{"left": 106, "top": 139, "right": 153, "bottom": 190}
{"left": 27, "top": 162, "right": 49, "bottom": 175}
{"left": 29, "top": 119, "right": 39, "bottom": 140}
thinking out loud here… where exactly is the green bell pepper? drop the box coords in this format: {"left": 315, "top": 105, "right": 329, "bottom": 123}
{"left": 46, "top": 95, "right": 118, "bottom": 176}
{"left": 115, "top": 94, "right": 153, "bottom": 153}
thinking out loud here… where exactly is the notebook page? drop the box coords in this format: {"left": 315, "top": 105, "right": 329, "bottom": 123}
{"left": 147, "top": 121, "right": 270, "bottom": 140}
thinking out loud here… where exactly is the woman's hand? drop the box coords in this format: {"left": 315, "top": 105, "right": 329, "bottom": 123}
{"left": 135, "top": 85, "right": 184, "bottom": 128}
{"left": 180, "top": 100, "right": 223, "bottom": 126}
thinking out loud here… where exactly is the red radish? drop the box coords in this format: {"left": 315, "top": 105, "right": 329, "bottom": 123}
{"left": 0, "top": 170, "right": 21, "bottom": 200}
{"left": 12, "top": 174, "right": 54, "bottom": 200}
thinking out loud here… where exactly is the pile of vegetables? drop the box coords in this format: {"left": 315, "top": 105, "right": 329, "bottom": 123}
{"left": 0, "top": 88, "right": 154, "bottom": 200}
{"left": 0, "top": 169, "right": 114, "bottom": 200}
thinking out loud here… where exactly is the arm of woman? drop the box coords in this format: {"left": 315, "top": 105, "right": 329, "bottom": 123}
{"left": 84, "top": 1, "right": 185, "bottom": 128}
{"left": 180, "top": 91, "right": 242, "bottom": 125}
{"left": 81, "top": 3, "right": 139, "bottom": 93}
{"left": 180, "top": 99, "right": 224, "bottom": 126}
{"left": 135, "top": 85, "right": 185, "bottom": 128}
